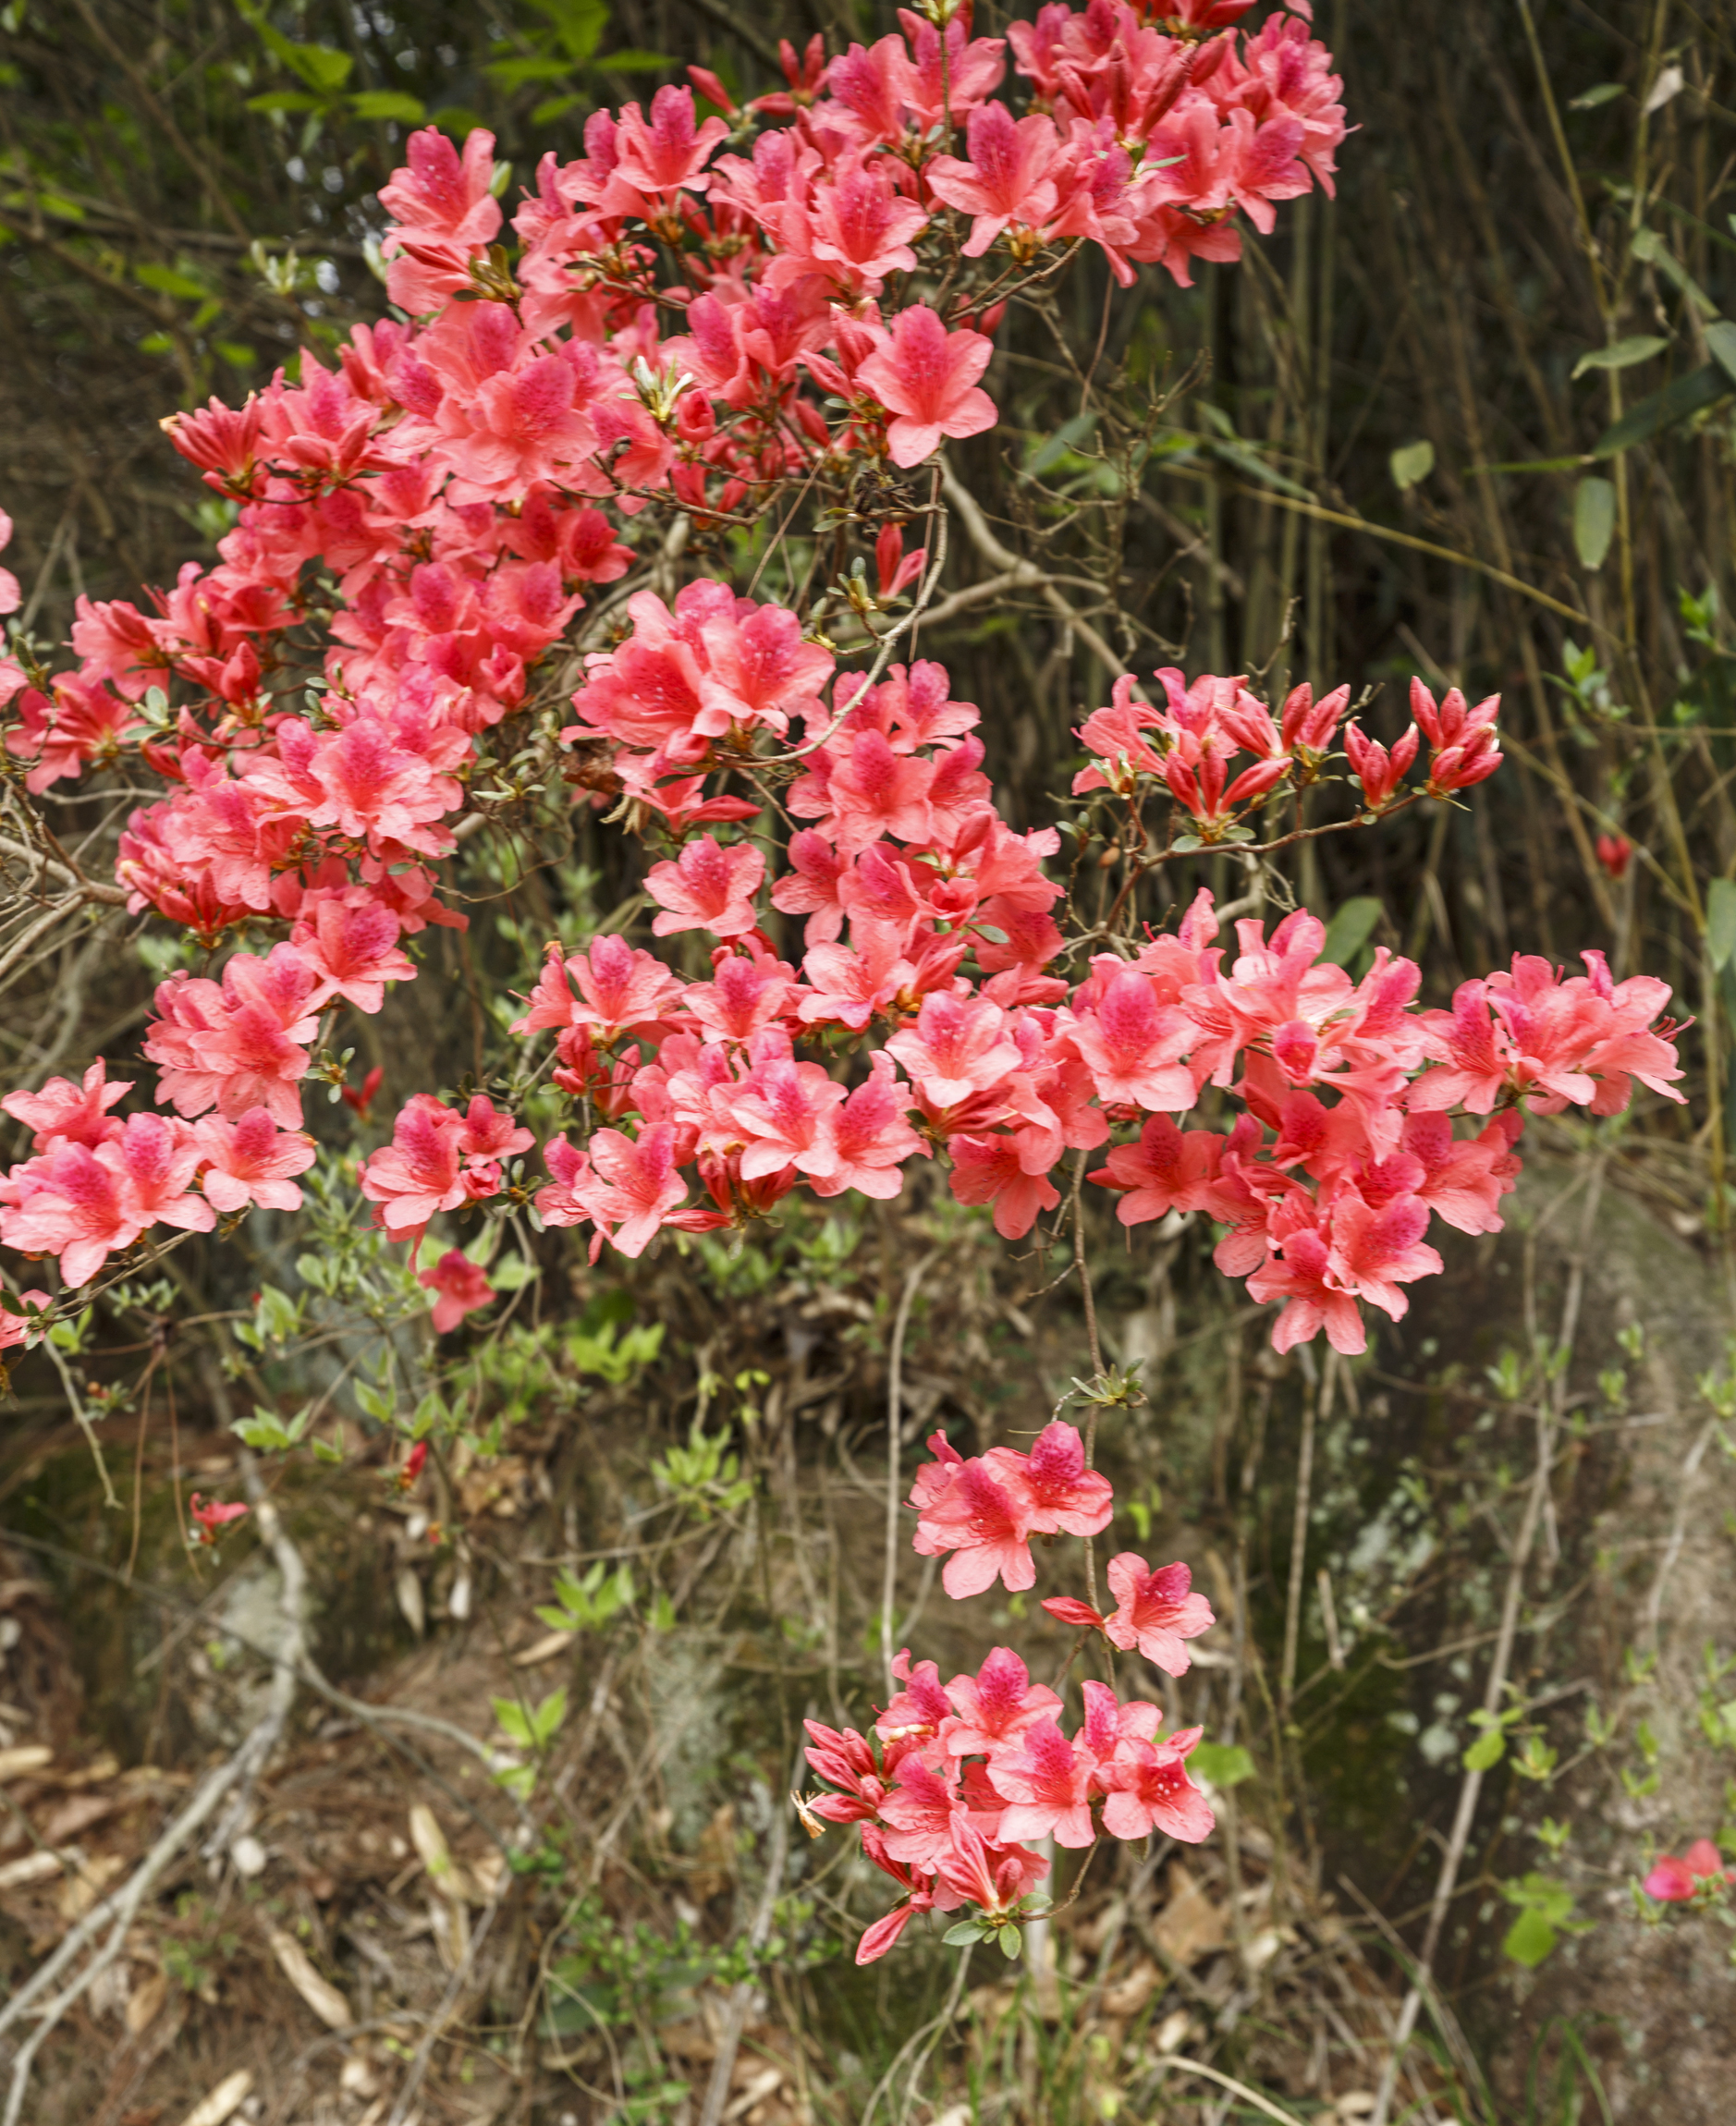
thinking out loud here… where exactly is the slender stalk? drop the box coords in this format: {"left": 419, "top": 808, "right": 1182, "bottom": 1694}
{"left": 881, "top": 1252, "right": 937, "bottom": 1689}
{"left": 1281, "top": 1351, "right": 1334, "bottom": 1718}
{"left": 1071, "top": 1148, "right": 1106, "bottom": 1614}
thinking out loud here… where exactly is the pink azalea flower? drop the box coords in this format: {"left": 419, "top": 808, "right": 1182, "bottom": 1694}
{"left": 1644, "top": 1840, "right": 1733, "bottom": 1901}
{"left": 927, "top": 103, "right": 1061, "bottom": 254}
{"left": 856, "top": 306, "right": 997, "bottom": 469}
{"left": 986, "top": 1718, "right": 1096, "bottom": 1848}
{"left": 0, "top": 508, "right": 21, "bottom": 616}
{"left": 2, "top": 1059, "right": 132, "bottom": 1150}
{"left": 984, "top": 1420, "right": 1113, "bottom": 1538}
{"left": 644, "top": 836, "right": 766, "bottom": 939}
{"left": 1091, "top": 1114, "right": 1226, "bottom": 1226}
{"left": 947, "top": 1130, "right": 1062, "bottom": 1240}
{"left": 587, "top": 1121, "right": 698, "bottom": 1255}
{"left": 0, "top": 1289, "right": 52, "bottom": 1354}
{"left": 1098, "top": 1736, "right": 1215, "bottom": 1844}
{"left": 610, "top": 86, "right": 729, "bottom": 199}
{"left": 810, "top": 1058, "right": 923, "bottom": 1201}
{"left": 193, "top": 1108, "right": 317, "bottom": 1213}
{"left": 189, "top": 1493, "right": 250, "bottom": 1546}
{"left": 1103, "top": 1553, "right": 1216, "bottom": 1676}
{"left": 292, "top": 897, "right": 417, "bottom": 1014}
{"left": 1067, "top": 971, "right": 1197, "bottom": 1111}
{"left": 911, "top": 1456, "right": 1036, "bottom": 1598}
{"left": 418, "top": 1248, "right": 496, "bottom": 1333}
{"left": 942, "top": 1646, "right": 1062, "bottom": 1756}
{"left": 358, "top": 1094, "right": 468, "bottom": 1244}
{"left": 886, "top": 992, "right": 1020, "bottom": 1112}
{"left": 877, "top": 1753, "right": 960, "bottom": 1870}
{"left": 878, "top": 1647, "right": 952, "bottom": 1740}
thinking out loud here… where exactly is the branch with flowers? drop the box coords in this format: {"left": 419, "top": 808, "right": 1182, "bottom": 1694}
{"left": 0, "top": 0, "right": 1691, "bottom": 1971}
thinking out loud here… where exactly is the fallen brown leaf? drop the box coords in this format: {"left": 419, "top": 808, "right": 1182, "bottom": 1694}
{"left": 1151, "top": 1863, "right": 1229, "bottom": 1965}
{"left": 176, "top": 2070, "right": 252, "bottom": 2126}
{"left": 56, "top": 1850, "right": 124, "bottom": 1923}
{"left": 125, "top": 1967, "right": 168, "bottom": 2035}
{"left": 266, "top": 1924, "right": 353, "bottom": 2030}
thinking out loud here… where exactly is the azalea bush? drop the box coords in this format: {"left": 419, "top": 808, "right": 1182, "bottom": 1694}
{"left": 0, "top": 0, "right": 1693, "bottom": 1978}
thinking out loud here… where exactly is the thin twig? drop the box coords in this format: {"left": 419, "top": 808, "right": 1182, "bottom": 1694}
{"left": 882, "top": 1250, "right": 937, "bottom": 1689}
{"left": 695, "top": 1800, "right": 792, "bottom": 2126}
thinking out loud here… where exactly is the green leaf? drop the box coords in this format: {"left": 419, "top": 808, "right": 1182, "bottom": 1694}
{"left": 1502, "top": 1907, "right": 1559, "bottom": 1968}
{"left": 350, "top": 90, "right": 427, "bottom": 122}
{"left": 1593, "top": 361, "right": 1732, "bottom": 457}
{"left": 492, "top": 1696, "right": 534, "bottom": 1749}
{"left": 1390, "top": 439, "right": 1435, "bottom": 491}
{"left": 215, "top": 341, "right": 257, "bottom": 369}
{"left": 1572, "top": 336, "right": 1669, "bottom": 379}
{"left": 1463, "top": 1727, "right": 1507, "bottom": 1772}
{"left": 1208, "top": 436, "right": 1314, "bottom": 501}
{"left": 997, "top": 1924, "right": 1023, "bottom": 1959}
{"left": 1705, "top": 320, "right": 1736, "bottom": 391}
{"left": 942, "top": 1921, "right": 984, "bottom": 1946}
{"left": 532, "top": 93, "right": 585, "bottom": 124}
{"left": 1190, "top": 1742, "right": 1254, "bottom": 1789}
{"left": 1320, "top": 896, "right": 1383, "bottom": 967}
{"left": 353, "top": 1380, "right": 393, "bottom": 1423}
{"left": 1707, "top": 876, "right": 1736, "bottom": 972}
{"left": 528, "top": 0, "right": 610, "bottom": 63}
{"left": 280, "top": 41, "right": 354, "bottom": 94}
{"left": 427, "top": 105, "right": 490, "bottom": 139}
{"left": 1569, "top": 81, "right": 1625, "bottom": 109}
{"left": 1464, "top": 455, "right": 1590, "bottom": 476}
{"left": 530, "top": 1684, "right": 568, "bottom": 1748}
{"left": 484, "top": 55, "right": 576, "bottom": 87}
{"left": 1023, "top": 410, "right": 1099, "bottom": 481}
{"left": 135, "top": 263, "right": 211, "bottom": 302}
{"left": 1632, "top": 227, "right": 1718, "bottom": 320}
{"left": 1572, "top": 477, "right": 1617, "bottom": 571}
{"left": 246, "top": 90, "right": 321, "bottom": 113}
{"left": 595, "top": 48, "right": 683, "bottom": 71}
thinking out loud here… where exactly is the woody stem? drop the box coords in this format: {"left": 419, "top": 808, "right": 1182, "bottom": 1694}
{"left": 1071, "top": 1147, "right": 1104, "bottom": 1615}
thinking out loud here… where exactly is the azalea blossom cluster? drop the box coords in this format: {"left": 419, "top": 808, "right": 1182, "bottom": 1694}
{"left": 1642, "top": 1839, "right": 1734, "bottom": 1903}
{"left": 0, "top": 8, "right": 1682, "bottom": 1353}
{"left": 513, "top": 621, "right": 1682, "bottom": 1353}
{"left": 801, "top": 1419, "right": 1216, "bottom": 1963}
{"left": 0, "top": 3, "right": 1358, "bottom": 1321}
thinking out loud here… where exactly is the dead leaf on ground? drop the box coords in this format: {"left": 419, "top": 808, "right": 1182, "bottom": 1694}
{"left": 0, "top": 1849, "right": 61, "bottom": 1891}
{"left": 1151, "top": 1863, "right": 1229, "bottom": 1964}
{"left": 722, "top": 2063, "right": 784, "bottom": 2120}
{"left": 125, "top": 1968, "right": 168, "bottom": 2035}
{"left": 1100, "top": 1959, "right": 1161, "bottom": 2019}
{"left": 691, "top": 1802, "right": 738, "bottom": 1902}
{"left": 409, "top": 1803, "right": 475, "bottom": 1902}
{"left": 177, "top": 2070, "right": 253, "bottom": 2126}
{"left": 1155, "top": 2009, "right": 1195, "bottom": 2055}
{"left": 56, "top": 1850, "right": 124, "bottom": 1922}
{"left": 266, "top": 1924, "right": 353, "bottom": 2030}
{"left": 0, "top": 1744, "right": 52, "bottom": 1780}
{"left": 457, "top": 1454, "right": 528, "bottom": 1517}
{"left": 512, "top": 1628, "right": 576, "bottom": 1667}
{"left": 428, "top": 1890, "right": 471, "bottom": 1973}
{"left": 394, "top": 1565, "right": 426, "bottom": 1637}
{"left": 41, "top": 1789, "right": 128, "bottom": 1844}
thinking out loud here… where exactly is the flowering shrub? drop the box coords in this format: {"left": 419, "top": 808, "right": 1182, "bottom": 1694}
{"left": 0, "top": 0, "right": 1690, "bottom": 1962}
